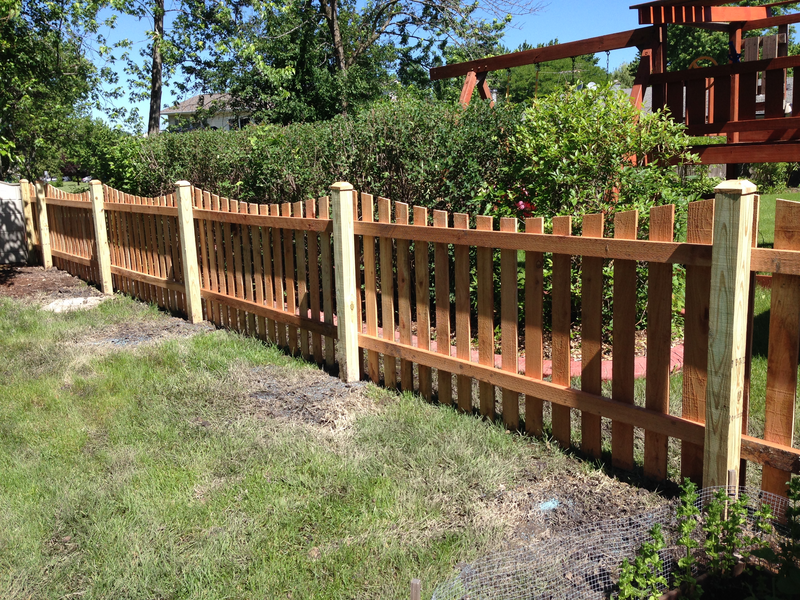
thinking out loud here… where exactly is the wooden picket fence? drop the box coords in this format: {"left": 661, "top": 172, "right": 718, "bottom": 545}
{"left": 17, "top": 178, "right": 800, "bottom": 499}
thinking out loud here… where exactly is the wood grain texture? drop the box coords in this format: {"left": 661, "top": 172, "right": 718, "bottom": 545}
{"left": 271, "top": 204, "right": 286, "bottom": 347}
{"left": 454, "top": 213, "right": 472, "bottom": 412}
{"left": 294, "top": 201, "right": 310, "bottom": 359}
{"left": 551, "top": 216, "right": 572, "bottom": 448}
{"left": 612, "top": 210, "right": 639, "bottom": 471}
{"left": 378, "top": 197, "right": 397, "bottom": 388}
{"left": 281, "top": 203, "right": 298, "bottom": 352}
{"left": 644, "top": 204, "right": 675, "bottom": 481}
{"left": 251, "top": 203, "right": 266, "bottom": 340}
{"left": 434, "top": 210, "right": 452, "bottom": 406}
{"left": 500, "top": 217, "right": 520, "bottom": 430}
{"left": 362, "top": 194, "right": 380, "bottom": 383}
{"left": 395, "top": 202, "right": 413, "bottom": 390}
{"left": 319, "top": 197, "right": 335, "bottom": 367}
{"left": 761, "top": 198, "right": 800, "bottom": 498}
{"left": 330, "top": 183, "right": 359, "bottom": 382}
{"left": 306, "top": 198, "right": 323, "bottom": 363}
{"left": 260, "top": 204, "right": 276, "bottom": 343}
{"left": 175, "top": 182, "right": 202, "bottom": 323}
{"left": 525, "top": 217, "right": 544, "bottom": 436}
{"left": 476, "top": 216, "right": 495, "bottom": 419}
{"left": 580, "top": 213, "right": 604, "bottom": 458}
{"left": 414, "top": 206, "right": 432, "bottom": 400}
{"left": 682, "top": 199, "right": 714, "bottom": 485}
{"left": 703, "top": 181, "right": 756, "bottom": 489}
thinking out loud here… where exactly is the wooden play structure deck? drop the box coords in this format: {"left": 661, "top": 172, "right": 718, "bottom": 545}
{"left": 430, "top": 0, "right": 800, "bottom": 173}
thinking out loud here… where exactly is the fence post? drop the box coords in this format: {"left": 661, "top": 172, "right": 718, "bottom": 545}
{"left": 89, "top": 180, "right": 114, "bottom": 295}
{"left": 34, "top": 181, "right": 52, "bottom": 269}
{"left": 330, "top": 181, "right": 360, "bottom": 382}
{"left": 410, "top": 579, "right": 421, "bottom": 600}
{"left": 703, "top": 179, "right": 756, "bottom": 489}
{"left": 175, "top": 181, "right": 203, "bottom": 323}
{"left": 19, "top": 179, "right": 38, "bottom": 262}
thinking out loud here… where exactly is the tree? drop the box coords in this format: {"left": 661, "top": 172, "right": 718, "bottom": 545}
{"left": 168, "top": 0, "right": 542, "bottom": 123}
{"left": 0, "top": 0, "right": 101, "bottom": 179}
{"left": 493, "top": 40, "right": 610, "bottom": 104}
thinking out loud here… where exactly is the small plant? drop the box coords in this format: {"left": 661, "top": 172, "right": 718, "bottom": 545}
{"left": 673, "top": 479, "right": 702, "bottom": 599}
{"left": 753, "top": 476, "right": 800, "bottom": 595}
{"left": 617, "top": 524, "right": 669, "bottom": 600}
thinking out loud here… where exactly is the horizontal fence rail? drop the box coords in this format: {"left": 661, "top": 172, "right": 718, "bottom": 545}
{"left": 19, "top": 178, "right": 800, "bottom": 500}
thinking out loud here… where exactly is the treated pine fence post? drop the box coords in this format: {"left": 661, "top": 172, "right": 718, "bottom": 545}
{"left": 410, "top": 578, "right": 421, "bottom": 600}
{"left": 330, "top": 181, "right": 360, "bottom": 382}
{"left": 175, "top": 181, "right": 203, "bottom": 323}
{"left": 703, "top": 179, "right": 756, "bottom": 489}
{"left": 33, "top": 180, "right": 52, "bottom": 269}
{"left": 89, "top": 180, "right": 114, "bottom": 295}
{"left": 19, "top": 179, "right": 38, "bottom": 262}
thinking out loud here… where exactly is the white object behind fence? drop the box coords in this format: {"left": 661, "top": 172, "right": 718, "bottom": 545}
{"left": 0, "top": 182, "right": 28, "bottom": 264}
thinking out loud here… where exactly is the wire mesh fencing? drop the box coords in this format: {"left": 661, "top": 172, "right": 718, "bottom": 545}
{"left": 431, "top": 486, "right": 790, "bottom": 600}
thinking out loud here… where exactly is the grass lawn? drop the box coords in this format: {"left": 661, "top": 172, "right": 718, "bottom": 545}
{"left": 756, "top": 191, "right": 800, "bottom": 247}
{"left": 1, "top": 293, "right": 658, "bottom": 600}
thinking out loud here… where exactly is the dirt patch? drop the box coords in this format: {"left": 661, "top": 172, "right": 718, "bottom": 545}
{"left": 78, "top": 316, "right": 215, "bottom": 349}
{"left": 489, "top": 468, "right": 673, "bottom": 548}
{"left": 245, "top": 365, "right": 377, "bottom": 430}
{"left": 0, "top": 265, "right": 103, "bottom": 303}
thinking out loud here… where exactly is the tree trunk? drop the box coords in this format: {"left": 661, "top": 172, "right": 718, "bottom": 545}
{"left": 147, "top": 0, "right": 165, "bottom": 136}
{"left": 320, "top": 0, "right": 346, "bottom": 72}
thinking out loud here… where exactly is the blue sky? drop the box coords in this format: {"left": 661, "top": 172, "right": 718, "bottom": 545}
{"left": 93, "top": 1, "right": 643, "bottom": 129}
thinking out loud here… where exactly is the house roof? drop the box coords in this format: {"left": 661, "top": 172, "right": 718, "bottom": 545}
{"left": 160, "top": 93, "right": 235, "bottom": 116}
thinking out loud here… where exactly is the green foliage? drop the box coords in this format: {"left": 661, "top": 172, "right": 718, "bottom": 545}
{"left": 747, "top": 163, "right": 796, "bottom": 194}
{"left": 674, "top": 479, "right": 703, "bottom": 598}
{"left": 618, "top": 524, "right": 669, "bottom": 600}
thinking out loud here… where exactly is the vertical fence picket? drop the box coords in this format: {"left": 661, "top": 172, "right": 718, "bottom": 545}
{"left": 197, "top": 191, "right": 210, "bottom": 318}
{"left": 524, "top": 217, "right": 544, "bottom": 435}
{"left": 230, "top": 200, "right": 245, "bottom": 333}
{"left": 433, "top": 210, "right": 452, "bottom": 405}
{"left": 203, "top": 193, "right": 219, "bottom": 324}
{"left": 318, "top": 197, "right": 335, "bottom": 367}
{"left": 414, "top": 206, "right": 432, "bottom": 400}
{"left": 476, "top": 215, "right": 496, "bottom": 420}
{"left": 761, "top": 199, "right": 800, "bottom": 498}
{"left": 294, "top": 201, "right": 310, "bottom": 360}
{"left": 551, "top": 216, "right": 572, "bottom": 448}
{"left": 580, "top": 213, "right": 604, "bottom": 458}
{"left": 362, "top": 194, "right": 380, "bottom": 383}
{"left": 260, "top": 204, "right": 276, "bottom": 343}
{"left": 378, "top": 197, "right": 397, "bottom": 388}
{"left": 307, "top": 199, "right": 322, "bottom": 363}
{"left": 500, "top": 217, "right": 519, "bottom": 430}
{"left": 681, "top": 198, "right": 713, "bottom": 485}
{"left": 250, "top": 203, "right": 266, "bottom": 341}
{"left": 453, "top": 213, "right": 472, "bottom": 412}
{"left": 353, "top": 193, "right": 365, "bottom": 379}
{"left": 212, "top": 195, "right": 228, "bottom": 327}
{"left": 396, "top": 202, "right": 413, "bottom": 391}
{"left": 242, "top": 202, "right": 256, "bottom": 336}
{"left": 281, "top": 202, "right": 298, "bottom": 352}
{"left": 612, "top": 210, "right": 639, "bottom": 471}
{"left": 644, "top": 204, "right": 675, "bottom": 481}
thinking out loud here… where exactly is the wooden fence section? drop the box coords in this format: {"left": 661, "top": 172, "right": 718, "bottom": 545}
{"left": 350, "top": 186, "right": 800, "bottom": 497}
{"left": 102, "top": 186, "right": 187, "bottom": 314}
{"left": 191, "top": 191, "right": 338, "bottom": 367}
{"left": 42, "top": 185, "right": 100, "bottom": 285}
{"left": 28, "top": 179, "right": 800, "bottom": 498}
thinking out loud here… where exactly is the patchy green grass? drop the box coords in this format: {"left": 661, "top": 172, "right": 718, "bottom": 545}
{"left": 0, "top": 295, "right": 598, "bottom": 600}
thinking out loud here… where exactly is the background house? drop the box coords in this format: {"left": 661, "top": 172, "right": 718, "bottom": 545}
{"left": 160, "top": 93, "right": 251, "bottom": 131}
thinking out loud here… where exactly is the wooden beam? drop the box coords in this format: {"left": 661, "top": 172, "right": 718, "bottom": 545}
{"left": 743, "top": 12, "right": 800, "bottom": 33}
{"left": 691, "top": 141, "right": 800, "bottom": 164}
{"left": 638, "top": 6, "right": 768, "bottom": 25}
{"left": 34, "top": 181, "right": 52, "bottom": 269}
{"left": 650, "top": 54, "right": 800, "bottom": 84}
{"left": 476, "top": 72, "right": 494, "bottom": 106}
{"left": 429, "top": 28, "right": 657, "bottom": 80}
{"left": 687, "top": 116, "right": 800, "bottom": 136}
{"left": 175, "top": 181, "right": 203, "bottom": 323}
{"left": 459, "top": 71, "right": 478, "bottom": 107}
{"left": 192, "top": 208, "right": 331, "bottom": 233}
{"left": 330, "top": 181, "right": 360, "bottom": 382}
{"left": 89, "top": 180, "right": 113, "bottom": 295}
{"left": 703, "top": 179, "right": 756, "bottom": 489}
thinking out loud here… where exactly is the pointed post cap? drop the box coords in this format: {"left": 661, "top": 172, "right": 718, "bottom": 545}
{"left": 715, "top": 179, "right": 757, "bottom": 196}
{"left": 175, "top": 180, "right": 191, "bottom": 187}
{"left": 19, "top": 178, "right": 28, "bottom": 183}
{"left": 330, "top": 181, "right": 354, "bottom": 191}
